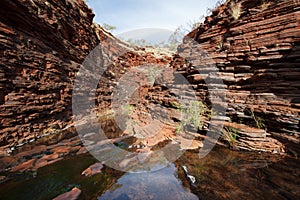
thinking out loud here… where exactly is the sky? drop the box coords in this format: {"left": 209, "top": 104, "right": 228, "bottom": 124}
{"left": 87, "top": 0, "right": 219, "bottom": 43}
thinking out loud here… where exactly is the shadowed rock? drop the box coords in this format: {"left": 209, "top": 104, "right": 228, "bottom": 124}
{"left": 81, "top": 162, "right": 104, "bottom": 177}
{"left": 52, "top": 187, "right": 81, "bottom": 200}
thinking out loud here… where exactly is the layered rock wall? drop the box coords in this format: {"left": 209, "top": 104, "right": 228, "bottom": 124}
{"left": 0, "top": 0, "right": 101, "bottom": 151}
{"left": 1, "top": 0, "right": 299, "bottom": 158}
{"left": 177, "top": 0, "right": 300, "bottom": 153}
{"left": 0, "top": 0, "right": 170, "bottom": 153}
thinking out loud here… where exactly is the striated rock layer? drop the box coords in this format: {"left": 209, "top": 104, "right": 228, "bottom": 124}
{"left": 0, "top": 0, "right": 299, "bottom": 169}
{"left": 176, "top": 0, "right": 300, "bottom": 154}
{"left": 0, "top": 0, "right": 100, "bottom": 153}
{"left": 0, "top": 0, "right": 171, "bottom": 154}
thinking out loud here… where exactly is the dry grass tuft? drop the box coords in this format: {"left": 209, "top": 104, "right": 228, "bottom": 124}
{"left": 229, "top": 2, "right": 242, "bottom": 20}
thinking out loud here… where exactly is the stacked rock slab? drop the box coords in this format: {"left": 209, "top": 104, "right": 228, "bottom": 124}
{"left": 1, "top": 0, "right": 299, "bottom": 159}
{"left": 0, "top": 0, "right": 101, "bottom": 152}
{"left": 177, "top": 0, "right": 300, "bottom": 154}
{"left": 0, "top": 0, "right": 171, "bottom": 154}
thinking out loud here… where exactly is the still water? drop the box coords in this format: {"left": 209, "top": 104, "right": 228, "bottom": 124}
{"left": 0, "top": 146, "right": 299, "bottom": 200}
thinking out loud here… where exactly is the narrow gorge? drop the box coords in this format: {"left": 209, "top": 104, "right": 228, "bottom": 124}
{"left": 0, "top": 0, "right": 299, "bottom": 199}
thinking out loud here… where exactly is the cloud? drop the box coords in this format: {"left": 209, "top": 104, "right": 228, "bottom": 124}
{"left": 87, "top": 0, "right": 218, "bottom": 34}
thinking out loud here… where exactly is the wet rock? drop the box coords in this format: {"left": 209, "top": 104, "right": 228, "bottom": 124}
{"left": 33, "top": 158, "right": 48, "bottom": 170}
{"left": 52, "top": 187, "right": 81, "bottom": 200}
{"left": 0, "top": 176, "right": 7, "bottom": 184}
{"left": 0, "top": 156, "right": 18, "bottom": 170}
{"left": 15, "top": 145, "right": 47, "bottom": 159}
{"left": 69, "top": 146, "right": 81, "bottom": 154}
{"left": 42, "top": 153, "right": 59, "bottom": 161}
{"left": 51, "top": 146, "right": 70, "bottom": 156}
{"left": 47, "top": 158, "right": 63, "bottom": 165}
{"left": 81, "top": 162, "right": 104, "bottom": 177}
{"left": 11, "top": 158, "right": 36, "bottom": 172}
{"left": 76, "top": 147, "right": 88, "bottom": 155}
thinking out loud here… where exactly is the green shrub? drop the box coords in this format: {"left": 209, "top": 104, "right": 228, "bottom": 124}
{"left": 222, "top": 127, "right": 238, "bottom": 148}
{"left": 176, "top": 100, "right": 211, "bottom": 133}
{"left": 250, "top": 109, "right": 266, "bottom": 129}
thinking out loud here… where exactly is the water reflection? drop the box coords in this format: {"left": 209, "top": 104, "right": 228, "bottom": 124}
{"left": 98, "top": 163, "right": 198, "bottom": 200}
{"left": 1, "top": 147, "right": 299, "bottom": 199}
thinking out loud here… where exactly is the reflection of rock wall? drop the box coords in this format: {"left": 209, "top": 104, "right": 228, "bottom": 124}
{"left": 0, "top": 0, "right": 171, "bottom": 152}
{"left": 177, "top": 0, "right": 300, "bottom": 153}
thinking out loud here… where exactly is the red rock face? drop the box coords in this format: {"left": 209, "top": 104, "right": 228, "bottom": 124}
{"left": 0, "top": 0, "right": 299, "bottom": 162}
{"left": 177, "top": 0, "right": 300, "bottom": 154}
{"left": 0, "top": 0, "right": 171, "bottom": 153}
{"left": 0, "top": 0, "right": 101, "bottom": 150}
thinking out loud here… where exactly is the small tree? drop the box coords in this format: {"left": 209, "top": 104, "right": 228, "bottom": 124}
{"left": 102, "top": 23, "right": 116, "bottom": 32}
